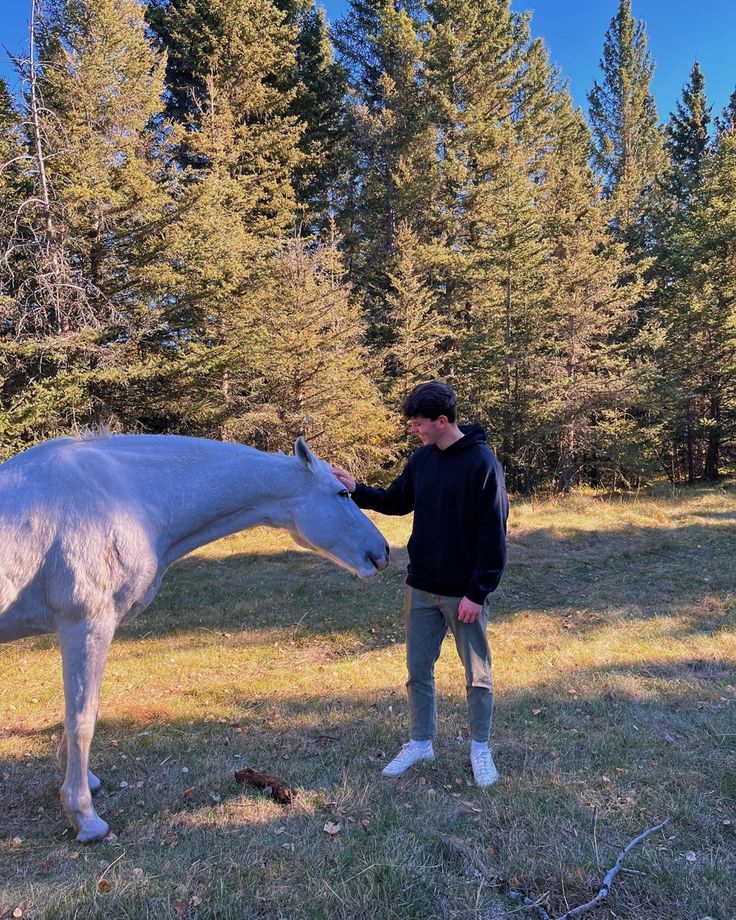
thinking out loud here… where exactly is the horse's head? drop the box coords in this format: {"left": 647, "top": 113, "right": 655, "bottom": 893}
{"left": 288, "top": 438, "right": 389, "bottom": 578}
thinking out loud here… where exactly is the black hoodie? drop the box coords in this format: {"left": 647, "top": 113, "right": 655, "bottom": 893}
{"left": 353, "top": 424, "right": 508, "bottom": 603}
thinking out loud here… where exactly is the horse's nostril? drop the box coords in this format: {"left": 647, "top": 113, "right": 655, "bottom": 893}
{"left": 367, "top": 549, "right": 389, "bottom": 571}
{"left": 385, "top": 542, "right": 390, "bottom": 559}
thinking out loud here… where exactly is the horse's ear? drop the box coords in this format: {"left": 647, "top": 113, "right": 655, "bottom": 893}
{"left": 295, "top": 436, "right": 317, "bottom": 471}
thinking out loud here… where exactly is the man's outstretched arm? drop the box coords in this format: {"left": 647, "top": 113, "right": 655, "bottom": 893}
{"left": 331, "top": 462, "right": 415, "bottom": 516}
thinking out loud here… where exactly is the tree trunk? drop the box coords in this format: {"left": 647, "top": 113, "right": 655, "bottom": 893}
{"left": 703, "top": 390, "right": 721, "bottom": 481}
{"left": 386, "top": 169, "right": 395, "bottom": 256}
{"left": 685, "top": 399, "right": 695, "bottom": 483}
{"left": 501, "top": 263, "right": 513, "bottom": 464}
{"left": 28, "top": 0, "right": 72, "bottom": 335}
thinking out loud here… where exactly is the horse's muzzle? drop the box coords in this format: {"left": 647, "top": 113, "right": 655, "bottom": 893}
{"left": 367, "top": 544, "right": 390, "bottom": 572}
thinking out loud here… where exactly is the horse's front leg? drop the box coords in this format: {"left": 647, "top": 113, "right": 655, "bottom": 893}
{"left": 57, "top": 730, "right": 102, "bottom": 794}
{"left": 58, "top": 616, "right": 115, "bottom": 842}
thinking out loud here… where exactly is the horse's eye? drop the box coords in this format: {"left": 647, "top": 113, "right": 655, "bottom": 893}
{"left": 338, "top": 490, "right": 350, "bottom": 498}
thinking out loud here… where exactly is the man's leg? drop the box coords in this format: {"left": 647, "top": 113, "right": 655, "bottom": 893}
{"left": 440, "top": 595, "right": 497, "bottom": 786}
{"left": 439, "top": 595, "right": 493, "bottom": 742}
{"left": 405, "top": 587, "right": 449, "bottom": 741}
{"left": 382, "top": 588, "right": 446, "bottom": 777}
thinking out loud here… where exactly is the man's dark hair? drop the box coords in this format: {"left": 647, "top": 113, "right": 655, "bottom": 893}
{"left": 401, "top": 381, "right": 457, "bottom": 422}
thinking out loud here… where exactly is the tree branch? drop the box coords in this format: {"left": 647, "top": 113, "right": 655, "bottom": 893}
{"left": 552, "top": 819, "right": 669, "bottom": 920}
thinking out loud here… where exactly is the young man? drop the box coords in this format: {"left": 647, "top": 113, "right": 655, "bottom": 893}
{"left": 332, "top": 381, "right": 509, "bottom": 786}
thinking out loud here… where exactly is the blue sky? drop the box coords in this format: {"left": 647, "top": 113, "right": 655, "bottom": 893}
{"left": 1, "top": 0, "right": 734, "bottom": 122}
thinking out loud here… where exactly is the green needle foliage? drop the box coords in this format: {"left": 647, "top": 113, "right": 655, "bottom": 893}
{"left": 334, "top": 0, "right": 439, "bottom": 332}
{"left": 0, "top": 0, "right": 171, "bottom": 456}
{"left": 538, "top": 100, "right": 651, "bottom": 490}
{"left": 588, "top": 0, "right": 666, "bottom": 241}
{"left": 147, "top": 0, "right": 304, "bottom": 436}
{"left": 382, "top": 222, "right": 454, "bottom": 415}
{"left": 292, "top": 2, "right": 350, "bottom": 235}
{"left": 229, "top": 235, "right": 395, "bottom": 474}
{"left": 652, "top": 62, "right": 715, "bottom": 482}
{"left": 0, "top": 0, "right": 734, "bottom": 488}
{"left": 663, "top": 122, "right": 736, "bottom": 481}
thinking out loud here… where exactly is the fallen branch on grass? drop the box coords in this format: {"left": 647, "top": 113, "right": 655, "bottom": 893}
{"left": 234, "top": 767, "right": 295, "bottom": 804}
{"left": 440, "top": 818, "right": 670, "bottom": 920}
{"left": 550, "top": 818, "right": 670, "bottom": 920}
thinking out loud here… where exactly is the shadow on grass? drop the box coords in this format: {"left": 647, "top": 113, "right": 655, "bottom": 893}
{"left": 96, "top": 511, "right": 735, "bottom": 645}
{"left": 121, "top": 547, "right": 412, "bottom": 648}
{"left": 2, "top": 657, "right": 734, "bottom": 838}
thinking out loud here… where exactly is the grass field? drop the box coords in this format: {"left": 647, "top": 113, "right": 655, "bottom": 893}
{"left": 1, "top": 483, "right": 735, "bottom": 919}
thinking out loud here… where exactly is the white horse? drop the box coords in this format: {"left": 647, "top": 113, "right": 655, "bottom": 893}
{"left": 0, "top": 433, "right": 389, "bottom": 841}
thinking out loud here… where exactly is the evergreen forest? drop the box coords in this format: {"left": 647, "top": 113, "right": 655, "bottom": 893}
{"left": 1, "top": 0, "right": 735, "bottom": 492}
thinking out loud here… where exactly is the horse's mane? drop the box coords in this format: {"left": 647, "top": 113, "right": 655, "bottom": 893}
{"left": 74, "top": 425, "right": 114, "bottom": 443}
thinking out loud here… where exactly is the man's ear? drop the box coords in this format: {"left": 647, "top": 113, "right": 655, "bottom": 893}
{"left": 437, "top": 415, "right": 449, "bottom": 426}
{"left": 295, "top": 436, "right": 317, "bottom": 471}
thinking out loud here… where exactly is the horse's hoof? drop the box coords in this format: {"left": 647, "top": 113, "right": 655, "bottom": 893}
{"left": 88, "top": 770, "right": 102, "bottom": 795}
{"left": 75, "top": 815, "right": 109, "bottom": 843}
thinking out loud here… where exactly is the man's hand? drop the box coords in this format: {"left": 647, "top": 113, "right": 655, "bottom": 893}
{"left": 331, "top": 467, "right": 357, "bottom": 493}
{"left": 458, "top": 596, "right": 483, "bottom": 623}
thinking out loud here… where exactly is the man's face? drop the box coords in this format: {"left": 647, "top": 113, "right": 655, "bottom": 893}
{"left": 408, "top": 414, "right": 447, "bottom": 445}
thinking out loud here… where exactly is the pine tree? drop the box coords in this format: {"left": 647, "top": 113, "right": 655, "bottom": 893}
{"left": 233, "top": 236, "right": 395, "bottom": 474}
{"left": 472, "top": 134, "right": 550, "bottom": 486}
{"left": 537, "top": 100, "right": 651, "bottom": 490}
{"left": 0, "top": 79, "right": 30, "bottom": 453}
{"left": 666, "top": 62, "right": 711, "bottom": 208}
{"left": 0, "top": 0, "right": 171, "bottom": 453}
{"left": 334, "top": 0, "right": 439, "bottom": 325}
{"left": 292, "top": 3, "right": 349, "bottom": 234}
{"left": 425, "top": 0, "right": 527, "bottom": 252}
{"left": 35, "top": 0, "right": 170, "bottom": 302}
{"left": 147, "top": 0, "right": 304, "bottom": 436}
{"left": 664, "top": 124, "right": 736, "bottom": 480}
{"left": 425, "top": 0, "right": 559, "bottom": 487}
{"left": 0, "top": 80, "right": 26, "bottom": 222}
{"left": 148, "top": 0, "right": 301, "bottom": 240}
{"left": 588, "top": 0, "right": 665, "bottom": 239}
{"left": 653, "top": 63, "right": 713, "bottom": 481}
{"left": 0, "top": 78, "right": 29, "bottom": 297}
{"left": 715, "top": 86, "right": 736, "bottom": 137}
{"left": 383, "top": 223, "right": 453, "bottom": 410}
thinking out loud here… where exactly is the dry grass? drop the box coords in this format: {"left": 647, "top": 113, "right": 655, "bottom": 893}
{"left": 1, "top": 482, "right": 735, "bottom": 919}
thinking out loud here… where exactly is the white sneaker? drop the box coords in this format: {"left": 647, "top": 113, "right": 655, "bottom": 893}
{"left": 381, "top": 740, "right": 435, "bottom": 777}
{"left": 470, "top": 748, "right": 499, "bottom": 787}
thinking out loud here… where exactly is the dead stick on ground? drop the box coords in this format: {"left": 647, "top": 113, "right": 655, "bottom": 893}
{"left": 593, "top": 805, "right": 600, "bottom": 869}
{"left": 438, "top": 834, "right": 553, "bottom": 920}
{"left": 507, "top": 887, "right": 553, "bottom": 920}
{"left": 552, "top": 818, "right": 670, "bottom": 920}
{"left": 441, "top": 818, "right": 669, "bottom": 920}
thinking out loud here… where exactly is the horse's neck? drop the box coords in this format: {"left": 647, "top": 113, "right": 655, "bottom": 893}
{"left": 135, "top": 440, "right": 303, "bottom": 565}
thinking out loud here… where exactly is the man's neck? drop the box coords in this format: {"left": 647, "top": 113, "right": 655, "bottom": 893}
{"left": 436, "top": 423, "right": 464, "bottom": 451}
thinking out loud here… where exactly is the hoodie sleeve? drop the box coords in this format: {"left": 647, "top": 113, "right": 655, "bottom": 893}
{"left": 352, "top": 460, "right": 414, "bottom": 516}
{"left": 465, "top": 458, "right": 509, "bottom": 605}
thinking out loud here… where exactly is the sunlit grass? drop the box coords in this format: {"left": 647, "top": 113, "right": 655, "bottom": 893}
{"left": 1, "top": 482, "right": 735, "bottom": 919}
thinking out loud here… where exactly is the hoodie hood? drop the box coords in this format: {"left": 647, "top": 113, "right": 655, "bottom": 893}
{"left": 437, "top": 422, "right": 488, "bottom": 455}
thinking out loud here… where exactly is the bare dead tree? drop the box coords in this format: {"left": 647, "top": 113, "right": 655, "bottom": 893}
{"left": 0, "top": 0, "right": 109, "bottom": 342}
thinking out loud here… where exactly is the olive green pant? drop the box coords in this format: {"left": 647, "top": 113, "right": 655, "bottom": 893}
{"left": 404, "top": 586, "right": 493, "bottom": 743}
